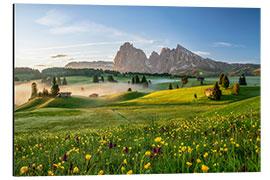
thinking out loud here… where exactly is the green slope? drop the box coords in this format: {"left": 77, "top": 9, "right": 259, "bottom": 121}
{"left": 203, "top": 96, "right": 260, "bottom": 117}
{"left": 99, "top": 91, "right": 148, "bottom": 102}
{"left": 121, "top": 85, "right": 260, "bottom": 106}
{"left": 15, "top": 97, "right": 51, "bottom": 112}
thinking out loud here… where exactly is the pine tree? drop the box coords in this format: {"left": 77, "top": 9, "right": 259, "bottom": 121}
{"left": 31, "top": 82, "right": 38, "bottom": 99}
{"left": 127, "top": 88, "right": 132, "bottom": 92}
{"left": 135, "top": 75, "right": 140, "bottom": 84}
{"left": 176, "top": 84, "right": 179, "bottom": 89}
{"left": 101, "top": 76, "right": 104, "bottom": 82}
{"left": 219, "top": 73, "right": 224, "bottom": 85}
{"left": 62, "top": 77, "right": 68, "bottom": 85}
{"left": 168, "top": 83, "right": 173, "bottom": 90}
{"left": 222, "top": 75, "right": 230, "bottom": 89}
{"left": 51, "top": 77, "right": 60, "bottom": 97}
{"left": 239, "top": 74, "right": 247, "bottom": 85}
{"left": 93, "top": 75, "right": 99, "bottom": 83}
{"left": 107, "top": 75, "right": 115, "bottom": 82}
{"left": 232, "top": 82, "right": 240, "bottom": 95}
{"left": 131, "top": 77, "right": 135, "bottom": 84}
{"left": 141, "top": 75, "right": 147, "bottom": 83}
{"left": 212, "top": 82, "right": 222, "bottom": 100}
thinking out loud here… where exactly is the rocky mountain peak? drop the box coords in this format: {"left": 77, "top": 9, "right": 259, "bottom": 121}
{"left": 160, "top": 47, "right": 170, "bottom": 55}
{"left": 121, "top": 42, "right": 133, "bottom": 49}
{"left": 113, "top": 42, "right": 151, "bottom": 73}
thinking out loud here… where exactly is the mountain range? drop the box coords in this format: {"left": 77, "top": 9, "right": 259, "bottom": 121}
{"left": 65, "top": 42, "right": 260, "bottom": 77}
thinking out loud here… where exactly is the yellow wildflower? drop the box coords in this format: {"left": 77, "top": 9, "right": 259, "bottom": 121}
{"left": 197, "top": 159, "right": 201, "bottom": 163}
{"left": 73, "top": 167, "right": 79, "bottom": 173}
{"left": 186, "top": 162, "right": 192, "bottom": 166}
{"left": 48, "top": 171, "right": 54, "bottom": 176}
{"left": 155, "top": 137, "right": 162, "bottom": 143}
{"left": 85, "top": 154, "right": 92, "bottom": 160}
{"left": 203, "top": 152, "right": 208, "bottom": 158}
{"left": 201, "top": 165, "right": 209, "bottom": 172}
{"left": 145, "top": 151, "right": 151, "bottom": 156}
{"left": 144, "top": 162, "right": 151, "bottom": 169}
{"left": 127, "top": 170, "right": 133, "bottom": 175}
{"left": 20, "top": 166, "right": 28, "bottom": 174}
{"left": 98, "top": 170, "right": 104, "bottom": 175}
{"left": 123, "top": 159, "right": 127, "bottom": 164}
{"left": 121, "top": 166, "right": 125, "bottom": 171}
{"left": 37, "top": 164, "right": 43, "bottom": 171}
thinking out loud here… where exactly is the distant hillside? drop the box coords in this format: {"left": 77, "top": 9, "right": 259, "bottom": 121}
{"left": 65, "top": 61, "right": 114, "bottom": 70}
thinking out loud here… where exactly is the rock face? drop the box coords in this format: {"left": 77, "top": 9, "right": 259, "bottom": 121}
{"left": 65, "top": 42, "right": 260, "bottom": 76}
{"left": 65, "top": 61, "right": 114, "bottom": 70}
{"left": 148, "top": 44, "right": 233, "bottom": 74}
{"left": 113, "top": 42, "right": 151, "bottom": 73}
{"left": 113, "top": 43, "right": 260, "bottom": 76}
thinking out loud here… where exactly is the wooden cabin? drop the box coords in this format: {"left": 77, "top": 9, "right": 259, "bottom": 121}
{"left": 89, "top": 93, "right": 99, "bottom": 98}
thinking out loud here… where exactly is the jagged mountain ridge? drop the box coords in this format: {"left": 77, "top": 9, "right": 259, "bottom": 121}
{"left": 113, "top": 42, "right": 259, "bottom": 76}
{"left": 65, "top": 42, "right": 260, "bottom": 76}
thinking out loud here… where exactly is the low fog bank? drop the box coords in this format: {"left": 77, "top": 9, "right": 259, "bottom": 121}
{"left": 15, "top": 81, "right": 148, "bottom": 106}
{"left": 150, "top": 79, "right": 181, "bottom": 84}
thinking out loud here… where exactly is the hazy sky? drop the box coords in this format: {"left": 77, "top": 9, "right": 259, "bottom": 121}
{"left": 15, "top": 4, "right": 260, "bottom": 70}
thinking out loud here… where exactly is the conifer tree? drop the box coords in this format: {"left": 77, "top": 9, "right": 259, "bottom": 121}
{"left": 51, "top": 77, "right": 60, "bottom": 97}
{"left": 93, "top": 75, "right": 99, "bottom": 83}
{"left": 222, "top": 75, "right": 230, "bottom": 89}
{"left": 232, "top": 82, "right": 240, "bottom": 95}
{"left": 107, "top": 75, "right": 115, "bottom": 82}
{"left": 219, "top": 73, "right": 224, "bottom": 85}
{"left": 131, "top": 77, "right": 135, "bottom": 84}
{"left": 141, "top": 75, "right": 147, "bottom": 83}
{"left": 168, "top": 83, "right": 173, "bottom": 90}
{"left": 135, "top": 75, "right": 140, "bottom": 84}
{"left": 212, "top": 82, "right": 222, "bottom": 100}
{"left": 31, "top": 82, "right": 38, "bottom": 99}
{"left": 62, "top": 77, "right": 68, "bottom": 85}
{"left": 239, "top": 74, "right": 247, "bottom": 85}
{"left": 127, "top": 88, "right": 132, "bottom": 92}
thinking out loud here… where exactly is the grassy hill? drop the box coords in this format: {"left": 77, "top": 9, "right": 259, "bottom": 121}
{"left": 122, "top": 85, "right": 260, "bottom": 105}
{"left": 14, "top": 85, "right": 260, "bottom": 134}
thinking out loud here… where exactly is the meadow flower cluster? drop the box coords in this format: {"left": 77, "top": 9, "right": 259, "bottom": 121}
{"left": 14, "top": 110, "right": 260, "bottom": 176}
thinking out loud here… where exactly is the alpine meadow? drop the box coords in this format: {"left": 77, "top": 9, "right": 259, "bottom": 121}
{"left": 14, "top": 4, "right": 261, "bottom": 176}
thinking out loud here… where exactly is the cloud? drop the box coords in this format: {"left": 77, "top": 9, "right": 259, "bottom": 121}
{"left": 212, "top": 42, "right": 232, "bottom": 47}
{"left": 35, "top": 10, "right": 69, "bottom": 26}
{"left": 24, "top": 40, "right": 155, "bottom": 51}
{"left": 49, "top": 23, "right": 89, "bottom": 34}
{"left": 192, "top": 51, "right": 211, "bottom": 56}
{"left": 212, "top": 42, "right": 245, "bottom": 48}
{"left": 51, "top": 54, "right": 67, "bottom": 58}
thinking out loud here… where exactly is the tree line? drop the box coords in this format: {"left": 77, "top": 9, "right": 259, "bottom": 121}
{"left": 30, "top": 77, "right": 60, "bottom": 100}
